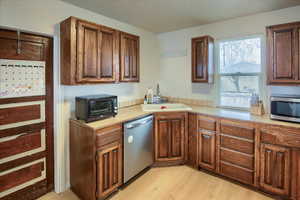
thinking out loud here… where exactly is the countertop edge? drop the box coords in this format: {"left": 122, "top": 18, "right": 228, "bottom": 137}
{"left": 70, "top": 105, "right": 300, "bottom": 130}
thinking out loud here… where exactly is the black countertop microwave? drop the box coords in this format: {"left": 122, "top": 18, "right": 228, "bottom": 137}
{"left": 270, "top": 95, "right": 300, "bottom": 123}
{"left": 76, "top": 94, "right": 118, "bottom": 122}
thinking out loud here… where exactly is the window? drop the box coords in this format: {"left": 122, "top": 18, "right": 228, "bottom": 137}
{"left": 218, "top": 37, "right": 261, "bottom": 109}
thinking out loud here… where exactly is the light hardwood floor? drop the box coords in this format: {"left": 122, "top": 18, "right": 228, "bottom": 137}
{"left": 39, "top": 166, "right": 273, "bottom": 200}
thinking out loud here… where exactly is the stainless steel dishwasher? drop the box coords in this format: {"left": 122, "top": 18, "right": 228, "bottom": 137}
{"left": 123, "top": 115, "right": 153, "bottom": 183}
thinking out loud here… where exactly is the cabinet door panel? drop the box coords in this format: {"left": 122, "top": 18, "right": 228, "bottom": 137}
{"left": 260, "top": 143, "right": 291, "bottom": 196}
{"left": 100, "top": 30, "right": 114, "bottom": 79}
{"left": 274, "top": 30, "right": 294, "bottom": 79}
{"left": 195, "top": 40, "right": 206, "bottom": 79}
{"left": 198, "top": 131, "right": 215, "bottom": 170}
{"left": 120, "top": 32, "right": 139, "bottom": 82}
{"left": 170, "top": 119, "right": 183, "bottom": 158}
{"left": 97, "top": 142, "right": 122, "bottom": 199}
{"left": 77, "top": 21, "right": 100, "bottom": 82}
{"left": 130, "top": 39, "right": 138, "bottom": 79}
{"left": 156, "top": 119, "right": 169, "bottom": 159}
{"left": 123, "top": 37, "right": 131, "bottom": 78}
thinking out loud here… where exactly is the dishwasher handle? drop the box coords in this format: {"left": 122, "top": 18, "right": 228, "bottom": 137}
{"left": 126, "top": 118, "right": 153, "bottom": 129}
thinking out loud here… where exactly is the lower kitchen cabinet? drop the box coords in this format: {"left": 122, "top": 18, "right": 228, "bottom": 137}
{"left": 96, "top": 141, "right": 122, "bottom": 199}
{"left": 260, "top": 143, "right": 291, "bottom": 197}
{"left": 154, "top": 112, "right": 187, "bottom": 165}
{"left": 70, "top": 111, "right": 300, "bottom": 200}
{"left": 70, "top": 121, "right": 123, "bottom": 200}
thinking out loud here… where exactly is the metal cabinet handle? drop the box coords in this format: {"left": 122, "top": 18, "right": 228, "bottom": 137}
{"left": 202, "top": 134, "right": 211, "bottom": 139}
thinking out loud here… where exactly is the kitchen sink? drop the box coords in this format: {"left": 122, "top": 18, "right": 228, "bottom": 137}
{"left": 141, "top": 103, "right": 192, "bottom": 112}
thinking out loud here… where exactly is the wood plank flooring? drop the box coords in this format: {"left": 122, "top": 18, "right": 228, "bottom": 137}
{"left": 39, "top": 166, "right": 273, "bottom": 200}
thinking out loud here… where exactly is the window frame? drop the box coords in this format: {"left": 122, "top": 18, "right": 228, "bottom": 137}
{"left": 216, "top": 35, "right": 263, "bottom": 111}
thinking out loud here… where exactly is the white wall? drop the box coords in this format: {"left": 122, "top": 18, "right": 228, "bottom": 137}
{"left": 158, "top": 5, "right": 300, "bottom": 108}
{"left": 0, "top": 0, "right": 160, "bottom": 192}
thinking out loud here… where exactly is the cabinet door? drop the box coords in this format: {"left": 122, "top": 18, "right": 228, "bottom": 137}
{"left": 154, "top": 113, "right": 186, "bottom": 164}
{"left": 120, "top": 32, "right": 139, "bottom": 82}
{"left": 260, "top": 143, "right": 291, "bottom": 196}
{"left": 198, "top": 130, "right": 216, "bottom": 170}
{"left": 98, "top": 26, "right": 117, "bottom": 82}
{"left": 267, "top": 24, "right": 299, "bottom": 84}
{"left": 97, "top": 141, "right": 122, "bottom": 199}
{"left": 191, "top": 36, "right": 214, "bottom": 83}
{"left": 77, "top": 20, "right": 101, "bottom": 83}
{"left": 77, "top": 21, "right": 117, "bottom": 83}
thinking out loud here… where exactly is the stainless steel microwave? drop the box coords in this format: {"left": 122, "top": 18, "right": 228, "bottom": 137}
{"left": 270, "top": 95, "right": 300, "bottom": 123}
{"left": 76, "top": 94, "right": 118, "bottom": 122}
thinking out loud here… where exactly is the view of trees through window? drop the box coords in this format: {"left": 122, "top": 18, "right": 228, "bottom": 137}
{"left": 219, "top": 37, "right": 261, "bottom": 109}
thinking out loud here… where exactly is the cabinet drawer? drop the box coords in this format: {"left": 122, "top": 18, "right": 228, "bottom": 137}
{"left": 96, "top": 124, "right": 122, "bottom": 148}
{"left": 220, "top": 122, "right": 254, "bottom": 140}
{"left": 220, "top": 161, "right": 254, "bottom": 185}
{"left": 0, "top": 101, "right": 45, "bottom": 130}
{"left": 198, "top": 115, "right": 216, "bottom": 131}
{"left": 0, "top": 158, "right": 46, "bottom": 198}
{"left": 220, "top": 148, "right": 254, "bottom": 170}
{"left": 220, "top": 135, "right": 254, "bottom": 155}
{"left": 0, "top": 129, "right": 46, "bottom": 164}
{"left": 260, "top": 127, "right": 300, "bottom": 148}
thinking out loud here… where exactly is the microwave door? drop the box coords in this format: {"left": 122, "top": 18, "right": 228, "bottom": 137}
{"left": 89, "top": 100, "right": 113, "bottom": 116}
{"left": 271, "top": 101, "right": 300, "bottom": 122}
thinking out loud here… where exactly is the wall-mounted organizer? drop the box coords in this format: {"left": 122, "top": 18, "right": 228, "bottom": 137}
{"left": 0, "top": 59, "right": 45, "bottom": 98}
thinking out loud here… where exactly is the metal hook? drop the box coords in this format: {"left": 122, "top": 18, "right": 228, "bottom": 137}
{"left": 17, "top": 30, "right": 21, "bottom": 55}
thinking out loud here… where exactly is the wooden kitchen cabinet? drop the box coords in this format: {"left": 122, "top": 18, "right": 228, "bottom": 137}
{"left": 218, "top": 120, "right": 256, "bottom": 186}
{"left": 197, "top": 115, "right": 217, "bottom": 171}
{"left": 96, "top": 141, "right": 122, "bottom": 199}
{"left": 76, "top": 20, "right": 118, "bottom": 83}
{"left": 191, "top": 35, "right": 214, "bottom": 83}
{"left": 266, "top": 21, "right": 300, "bottom": 84}
{"left": 260, "top": 143, "right": 291, "bottom": 197}
{"left": 120, "top": 32, "right": 140, "bottom": 82}
{"left": 70, "top": 121, "right": 123, "bottom": 200}
{"left": 60, "top": 16, "right": 139, "bottom": 85}
{"left": 154, "top": 112, "right": 187, "bottom": 165}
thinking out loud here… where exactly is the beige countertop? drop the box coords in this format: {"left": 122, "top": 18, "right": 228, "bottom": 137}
{"left": 72, "top": 104, "right": 300, "bottom": 130}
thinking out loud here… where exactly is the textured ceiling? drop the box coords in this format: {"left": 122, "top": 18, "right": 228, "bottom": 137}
{"left": 62, "top": 0, "right": 300, "bottom": 33}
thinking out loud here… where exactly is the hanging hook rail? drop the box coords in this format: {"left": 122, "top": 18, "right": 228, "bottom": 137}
{"left": 17, "top": 30, "right": 21, "bottom": 55}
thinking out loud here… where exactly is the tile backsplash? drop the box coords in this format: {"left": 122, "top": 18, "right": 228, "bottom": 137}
{"left": 118, "top": 98, "right": 144, "bottom": 108}
{"left": 165, "top": 96, "right": 214, "bottom": 107}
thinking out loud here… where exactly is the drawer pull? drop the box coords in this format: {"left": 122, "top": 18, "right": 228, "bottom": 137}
{"left": 0, "top": 132, "right": 34, "bottom": 142}
{"left": 202, "top": 134, "right": 211, "bottom": 139}
{"left": 199, "top": 129, "right": 215, "bottom": 135}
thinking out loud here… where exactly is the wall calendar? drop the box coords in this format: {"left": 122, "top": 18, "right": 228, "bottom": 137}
{"left": 0, "top": 59, "right": 46, "bottom": 98}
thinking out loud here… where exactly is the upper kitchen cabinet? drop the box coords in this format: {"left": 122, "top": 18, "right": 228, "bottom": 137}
{"left": 266, "top": 22, "right": 300, "bottom": 85}
{"left": 60, "top": 17, "right": 118, "bottom": 85}
{"left": 119, "top": 32, "right": 140, "bottom": 82}
{"left": 191, "top": 35, "right": 214, "bottom": 83}
{"left": 60, "top": 17, "right": 140, "bottom": 85}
